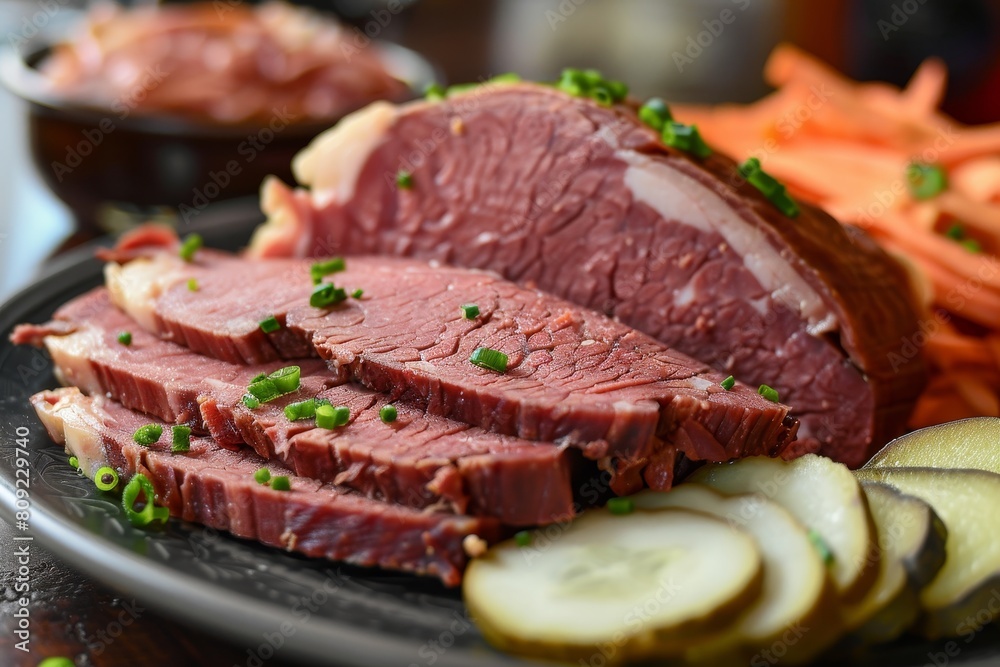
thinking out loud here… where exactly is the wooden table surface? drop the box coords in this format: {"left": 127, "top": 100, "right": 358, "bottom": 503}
{"left": 0, "top": 518, "right": 302, "bottom": 667}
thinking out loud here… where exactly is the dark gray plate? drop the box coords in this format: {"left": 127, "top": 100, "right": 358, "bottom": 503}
{"left": 1, "top": 208, "right": 998, "bottom": 667}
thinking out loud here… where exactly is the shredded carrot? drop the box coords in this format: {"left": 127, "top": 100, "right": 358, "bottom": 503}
{"left": 676, "top": 44, "right": 1000, "bottom": 433}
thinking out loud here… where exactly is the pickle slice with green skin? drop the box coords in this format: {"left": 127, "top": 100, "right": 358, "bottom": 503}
{"left": 691, "top": 454, "right": 879, "bottom": 603}
{"left": 463, "top": 507, "right": 763, "bottom": 665}
{"left": 633, "top": 485, "right": 842, "bottom": 664}
{"left": 837, "top": 482, "right": 947, "bottom": 649}
{"left": 855, "top": 467, "right": 1000, "bottom": 639}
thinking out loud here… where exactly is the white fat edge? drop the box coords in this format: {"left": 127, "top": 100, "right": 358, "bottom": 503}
{"left": 619, "top": 151, "right": 838, "bottom": 336}
{"left": 292, "top": 101, "right": 399, "bottom": 208}
{"left": 104, "top": 256, "right": 186, "bottom": 335}
{"left": 35, "top": 391, "right": 109, "bottom": 478}
{"left": 44, "top": 330, "right": 102, "bottom": 393}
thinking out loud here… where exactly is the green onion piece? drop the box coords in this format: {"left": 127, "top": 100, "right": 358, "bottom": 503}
{"left": 662, "top": 122, "right": 713, "bottom": 159}
{"left": 489, "top": 72, "right": 521, "bottom": 84}
{"left": 250, "top": 372, "right": 267, "bottom": 384}
{"left": 68, "top": 455, "right": 79, "bottom": 469}
{"left": 310, "top": 257, "right": 346, "bottom": 284}
{"left": 351, "top": 288, "right": 364, "bottom": 299}
{"left": 268, "top": 366, "right": 301, "bottom": 394}
{"left": 379, "top": 404, "right": 398, "bottom": 423}
{"left": 396, "top": 170, "right": 414, "bottom": 189}
{"left": 945, "top": 223, "right": 965, "bottom": 240}
{"left": 171, "top": 425, "right": 191, "bottom": 453}
{"left": 514, "top": 530, "right": 533, "bottom": 547}
{"left": 117, "top": 331, "right": 132, "bottom": 346}
{"left": 242, "top": 393, "right": 260, "bottom": 409}
{"left": 605, "top": 79, "right": 629, "bottom": 102}
{"left": 808, "top": 528, "right": 835, "bottom": 565}
{"left": 758, "top": 384, "right": 780, "bottom": 403}
{"left": 259, "top": 316, "right": 281, "bottom": 334}
{"left": 187, "top": 278, "right": 199, "bottom": 292}
{"left": 556, "top": 68, "right": 587, "bottom": 97}
{"left": 720, "top": 375, "right": 736, "bottom": 391}
{"left": 37, "top": 657, "right": 76, "bottom": 667}
{"left": 424, "top": 82, "right": 446, "bottom": 101}
{"left": 591, "top": 84, "right": 614, "bottom": 107}
{"left": 738, "top": 158, "right": 800, "bottom": 217}
{"left": 445, "top": 82, "right": 478, "bottom": 96}
{"left": 606, "top": 497, "right": 635, "bottom": 515}
{"left": 254, "top": 468, "right": 271, "bottom": 485}
{"left": 248, "top": 378, "right": 280, "bottom": 402}
{"left": 121, "top": 473, "right": 169, "bottom": 528}
{"left": 316, "top": 404, "right": 349, "bottom": 429}
{"left": 94, "top": 466, "right": 119, "bottom": 492}
{"left": 270, "top": 476, "right": 291, "bottom": 491}
{"left": 907, "top": 162, "right": 948, "bottom": 200}
{"left": 179, "top": 233, "right": 203, "bottom": 262}
{"left": 284, "top": 398, "right": 318, "bottom": 421}
{"left": 638, "top": 98, "right": 673, "bottom": 131}
{"left": 460, "top": 303, "right": 480, "bottom": 319}
{"left": 132, "top": 424, "right": 163, "bottom": 446}
{"left": 962, "top": 238, "right": 982, "bottom": 253}
{"left": 469, "top": 347, "right": 508, "bottom": 373}
{"left": 310, "top": 282, "right": 348, "bottom": 308}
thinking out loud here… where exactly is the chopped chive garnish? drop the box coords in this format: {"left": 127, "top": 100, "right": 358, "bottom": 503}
{"left": 351, "top": 288, "right": 364, "bottom": 299}
{"left": 808, "top": 528, "right": 835, "bottom": 565}
{"left": 268, "top": 366, "right": 301, "bottom": 394}
{"left": 132, "top": 424, "right": 163, "bottom": 446}
{"left": 379, "top": 404, "right": 397, "bottom": 423}
{"left": 38, "top": 657, "right": 76, "bottom": 667}
{"left": 942, "top": 223, "right": 982, "bottom": 253}
{"left": 460, "top": 303, "right": 480, "bottom": 319}
{"left": 68, "top": 455, "right": 79, "bottom": 469}
{"left": 310, "top": 282, "right": 347, "bottom": 308}
{"left": 242, "top": 393, "right": 260, "bottom": 409}
{"left": 179, "top": 233, "right": 203, "bottom": 262}
{"left": 316, "top": 404, "right": 349, "bottom": 429}
{"left": 94, "top": 466, "right": 119, "bottom": 491}
{"left": 720, "top": 375, "right": 736, "bottom": 391}
{"left": 187, "top": 278, "right": 199, "bottom": 292}
{"left": 757, "top": 384, "right": 780, "bottom": 403}
{"left": 638, "top": 98, "right": 672, "bottom": 131}
{"left": 738, "top": 158, "right": 799, "bottom": 217}
{"left": 424, "top": 82, "right": 446, "bottom": 101}
{"left": 248, "top": 378, "right": 280, "bottom": 402}
{"left": 284, "top": 398, "right": 319, "bottom": 421}
{"left": 396, "top": 170, "right": 414, "bottom": 189}
{"left": 117, "top": 331, "right": 132, "bottom": 346}
{"left": 270, "top": 476, "right": 291, "bottom": 491}
{"left": 310, "top": 257, "right": 346, "bottom": 284}
{"left": 662, "top": 122, "right": 713, "bottom": 159}
{"left": 607, "top": 497, "right": 635, "bottom": 515}
{"left": 259, "top": 316, "right": 281, "bottom": 334}
{"left": 121, "top": 473, "right": 169, "bottom": 527}
{"left": 907, "top": 162, "right": 947, "bottom": 200}
{"left": 470, "top": 347, "right": 508, "bottom": 373}
{"left": 250, "top": 372, "right": 267, "bottom": 384}
{"left": 514, "top": 530, "right": 533, "bottom": 547}
{"left": 171, "top": 425, "right": 191, "bottom": 453}
{"left": 962, "top": 239, "right": 982, "bottom": 253}
{"left": 555, "top": 68, "right": 627, "bottom": 105}
{"left": 254, "top": 468, "right": 271, "bottom": 485}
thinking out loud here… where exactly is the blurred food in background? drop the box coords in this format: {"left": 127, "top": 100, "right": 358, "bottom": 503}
{"left": 37, "top": 1, "right": 410, "bottom": 125}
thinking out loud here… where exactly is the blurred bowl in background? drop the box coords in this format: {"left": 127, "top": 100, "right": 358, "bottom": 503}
{"left": 0, "top": 11, "right": 435, "bottom": 236}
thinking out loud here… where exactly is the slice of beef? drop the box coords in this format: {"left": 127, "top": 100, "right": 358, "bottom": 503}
{"left": 31, "top": 387, "right": 501, "bottom": 586}
{"left": 12, "top": 288, "right": 332, "bottom": 441}
{"left": 14, "top": 289, "right": 583, "bottom": 524}
{"left": 245, "top": 81, "right": 927, "bottom": 467}
{"left": 102, "top": 244, "right": 797, "bottom": 493}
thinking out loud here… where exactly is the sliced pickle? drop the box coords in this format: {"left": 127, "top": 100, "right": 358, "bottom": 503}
{"left": 463, "top": 507, "right": 763, "bottom": 665}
